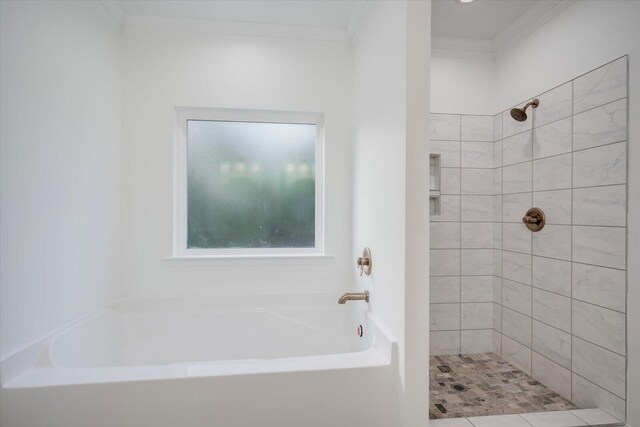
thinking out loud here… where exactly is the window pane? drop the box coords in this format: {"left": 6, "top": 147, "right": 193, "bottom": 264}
{"left": 187, "top": 120, "right": 316, "bottom": 249}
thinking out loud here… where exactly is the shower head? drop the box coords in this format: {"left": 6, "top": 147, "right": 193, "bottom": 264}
{"left": 510, "top": 99, "right": 539, "bottom": 122}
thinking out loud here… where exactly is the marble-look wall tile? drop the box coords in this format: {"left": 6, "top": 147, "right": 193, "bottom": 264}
{"left": 461, "top": 249, "right": 493, "bottom": 275}
{"left": 502, "top": 279, "right": 532, "bottom": 316}
{"left": 461, "top": 169, "right": 493, "bottom": 195}
{"left": 573, "top": 98, "right": 627, "bottom": 151}
{"left": 572, "top": 185, "right": 626, "bottom": 227}
{"left": 430, "top": 303, "right": 461, "bottom": 331}
{"left": 430, "top": 222, "right": 460, "bottom": 249}
{"left": 502, "top": 131, "right": 532, "bottom": 166}
{"left": 461, "top": 276, "right": 493, "bottom": 302}
{"left": 493, "top": 303, "right": 502, "bottom": 332}
{"left": 461, "top": 329, "right": 494, "bottom": 353}
{"left": 503, "top": 162, "right": 532, "bottom": 194}
{"left": 532, "top": 320, "right": 572, "bottom": 369}
{"left": 440, "top": 168, "right": 461, "bottom": 194}
{"left": 461, "top": 115, "right": 493, "bottom": 142}
{"left": 534, "top": 82, "right": 573, "bottom": 128}
{"left": 431, "top": 114, "right": 461, "bottom": 141}
{"left": 532, "top": 224, "right": 572, "bottom": 261}
{"left": 532, "top": 352, "right": 572, "bottom": 401}
{"left": 493, "top": 249, "right": 502, "bottom": 277}
{"left": 431, "top": 140, "right": 461, "bottom": 167}
{"left": 533, "top": 117, "right": 572, "bottom": 160}
{"left": 502, "top": 223, "right": 531, "bottom": 254}
{"left": 533, "top": 153, "right": 572, "bottom": 191}
{"left": 572, "top": 263, "right": 626, "bottom": 313}
{"left": 502, "top": 307, "right": 532, "bottom": 346}
{"left": 502, "top": 251, "right": 531, "bottom": 285}
{"left": 461, "top": 195, "right": 493, "bottom": 221}
{"left": 532, "top": 256, "right": 571, "bottom": 296}
{"left": 461, "top": 302, "right": 493, "bottom": 329}
{"left": 533, "top": 288, "right": 571, "bottom": 333}
{"left": 493, "top": 113, "right": 503, "bottom": 142}
{"left": 532, "top": 189, "right": 572, "bottom": 225}
{"left": 494, "top": 140, "right": 503, "bottom": 167}
{"left": 431, "top": 195, "right": 461, "bottom": 222}
{"left": 493, "top": 277, "right": 502, "bottom": 304}
{"left": 572, "top": 374, "right": 626, "bottom": 422}
{"left": 493, "top": 167, "right": 502, "bottom": 193}
{"left": 461, "top": 142, "right": 493, "bottom": 168}
{"left": 502, "top": 193, "right": 532, "bottom": 223}
{"left": 461, "top": 222, "right": 493, "bottom": 249}
{"left": 573, "top": 142, "right": 627, "bottom": 188}
{"left": 573, "top": 225, "right": 626, "bottom": 269}
{"left": 502, "top": 335, "right": 532, "bottom": 375}
{"left": 572, "top": 337, "right": 626, "bottom": 398}
{"left": 493, "top": 223, "right": 502, "bottom": 249}
{"left": 493, "top": 194, "right": 502, "bottom": 222}
{"left": 573, "top": 56, "right": 627, "bottom": 114}
{"left": 503, "top": 105, "right": 533, "bottom": 139}
{"left": 430, "top": 330, "right": 460, "bottom": 355}
{"left": 430, "top": 249, "right": 461, "bottom": 276}
{"left": 430, "top": 276, "right": 461, "bottom": 304}
{"left": 572, "top": 300, "right": 625, "bottom": 355}
{"left": 493, "top": 330, "right": 502, "bottom": 355}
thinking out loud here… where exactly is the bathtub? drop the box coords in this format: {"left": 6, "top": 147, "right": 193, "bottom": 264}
{"left": 1, "top": 295, "right": 400, "bottom": 427}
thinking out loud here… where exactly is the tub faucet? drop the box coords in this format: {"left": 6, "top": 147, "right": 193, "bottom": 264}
{"left": 338, "top": 290, "right": 370, "bottom": 304}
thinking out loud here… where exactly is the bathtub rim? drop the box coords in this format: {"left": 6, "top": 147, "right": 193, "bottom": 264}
{"left": 1, "top": 294, "right": 396, "bottom": 389}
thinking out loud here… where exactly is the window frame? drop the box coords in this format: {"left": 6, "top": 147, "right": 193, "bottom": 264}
{"left": 173, "top": 107, "right": 325, "bottom": 258}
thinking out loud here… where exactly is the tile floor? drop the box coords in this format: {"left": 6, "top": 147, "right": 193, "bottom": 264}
{"left": 430, "top": 353, "right": 577, "bottom": 419}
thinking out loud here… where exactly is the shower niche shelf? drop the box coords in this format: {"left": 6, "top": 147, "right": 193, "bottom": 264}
{"left": 430, "top": 154, "right": 441, "bottom": 216}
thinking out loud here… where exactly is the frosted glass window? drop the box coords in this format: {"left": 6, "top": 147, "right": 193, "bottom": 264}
{"left": 186, "top": 120, "right": 317, "bottom": 249}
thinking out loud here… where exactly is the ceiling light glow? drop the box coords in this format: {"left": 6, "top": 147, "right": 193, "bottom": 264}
{"left": 457, "top": 0, "right": 475, "bottom": 3}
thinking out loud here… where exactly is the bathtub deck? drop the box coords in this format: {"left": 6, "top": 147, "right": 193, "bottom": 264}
{"left": 429, "top": 353, "right": 577, "bottom": 420}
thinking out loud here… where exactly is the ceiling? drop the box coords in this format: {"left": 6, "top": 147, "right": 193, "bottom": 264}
{"left": 116, "top": 0, "right": 357, "bottom": 30}
{"left": 432, "top": 0, "right": 539, "bottom": 40}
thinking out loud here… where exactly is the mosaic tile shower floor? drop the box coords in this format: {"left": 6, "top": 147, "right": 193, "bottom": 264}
{"left": 430, "top": 353, "right": 577, "bottom": 419}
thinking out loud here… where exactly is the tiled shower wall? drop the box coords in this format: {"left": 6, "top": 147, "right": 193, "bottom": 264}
{"left": 430, "top": 56, "right": 628, "bottom": 421}
{"left": 429, "top": 113, "right": 496, "bottom": 355}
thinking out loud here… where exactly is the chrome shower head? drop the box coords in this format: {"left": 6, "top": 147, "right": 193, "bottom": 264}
{"left": 510, "top": 99, "right": 539, "bottom": 122}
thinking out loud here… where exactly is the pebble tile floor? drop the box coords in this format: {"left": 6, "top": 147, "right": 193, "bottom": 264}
{"left": 430, "top": 353, "right": 578, "bottom": 420}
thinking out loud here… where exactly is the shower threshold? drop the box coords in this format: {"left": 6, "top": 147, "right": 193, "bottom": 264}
{"left": 429, "top": 353, "right": 622, "bottom": 426}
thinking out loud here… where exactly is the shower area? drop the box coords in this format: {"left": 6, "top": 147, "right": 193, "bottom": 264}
{"left": 428, "top": 56, "right": 628, "bottom": 425}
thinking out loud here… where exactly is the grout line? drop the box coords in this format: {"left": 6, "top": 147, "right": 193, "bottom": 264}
{"left": 501, "top": 139, "right": 627, "bottom": 170}
{"left": 500, "top": 248, "right": 626, "bottom": 272}
{"left": 459, "top": 115, "right": 463, "bottom": 354}
{"left": 570, "top": 79, "right": 575, "bottom": 401}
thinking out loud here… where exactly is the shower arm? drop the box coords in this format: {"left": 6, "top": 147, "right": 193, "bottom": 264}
{"left": 521, "top": 99, "right": 539, "bottom": 111}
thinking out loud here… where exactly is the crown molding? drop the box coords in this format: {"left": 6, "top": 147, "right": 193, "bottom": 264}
{"left": 432, "top": 0, "right": 578, "bottom": 60}
{"left": 432, "top": 36, "right": 493, "bottom": 60}
{"left": 98, "top": 0, "right": 124, "bottom": 28}
{"left": 493, "top": 0, "right": 577, "bottom": 58}
{"left": 346, "top": 0, "right": 367, "bottom": 40}
{"left": 122, "top": 13, "right": 351, "bottom": 43}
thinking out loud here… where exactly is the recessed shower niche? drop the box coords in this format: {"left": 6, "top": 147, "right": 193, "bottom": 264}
{"left": 430, "top": 154, "right": 441, "bottom": 215}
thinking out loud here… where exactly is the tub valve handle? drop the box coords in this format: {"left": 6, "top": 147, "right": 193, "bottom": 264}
{"left": 357, "top": 247, "right": 372, "bottom": 276}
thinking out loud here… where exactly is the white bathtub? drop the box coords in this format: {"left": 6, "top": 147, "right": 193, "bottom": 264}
{"left": 1, "top": 295, "right": 400, "bottom": 427}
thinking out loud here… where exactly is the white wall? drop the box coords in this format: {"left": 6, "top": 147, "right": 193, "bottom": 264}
{"left": 352, "top": 1, "right": 430, "bottom": 424}
{"left": 0, "top": 1, "right": 122, "bottom": 359}
{"left": 120, "top": 26, "right": 353, "bottom": 297}
{"left": 430, "top": 55, "right": 494, "bottom": 115}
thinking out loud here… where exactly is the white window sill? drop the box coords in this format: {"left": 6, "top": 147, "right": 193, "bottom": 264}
{"left": 162, "top": 254, "right": 334, "bottom": 267}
